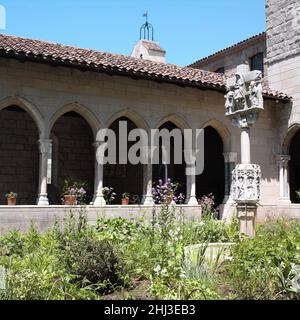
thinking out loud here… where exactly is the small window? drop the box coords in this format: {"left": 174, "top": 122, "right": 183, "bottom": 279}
{"left": 215, "top": 67, "right": 225, "bottom": 74}
{"left": 250, "top": 53, "right": 264, "bottom": 75}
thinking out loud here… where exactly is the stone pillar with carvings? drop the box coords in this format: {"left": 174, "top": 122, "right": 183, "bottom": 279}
{"left": 37, "top": 139, "right": 52, "bottom": 206}
{"left": 93, "top": 142, "right": 106, "bottom": 206}
{"left": 225, "top": 64, "right": 264, "bottom": 237}
{"left": 277, "top": 154, "right": 291, "bottom": 204}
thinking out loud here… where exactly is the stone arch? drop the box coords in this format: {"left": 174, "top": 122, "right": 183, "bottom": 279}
{"left": 200, "top": 119, "right": 231, "bottom": 152}
{"left": 47, "top": 102, "right": 101, "bottom": 138}
{"left": 48, "top": 105, "right": 96, "bottom": 204}
{"left": 152, "top": 119, "right": 187, "bottom": 198}
{"left": 196, "top": 125, "right": 225, "bottom": 207}
{"left": 282, "top": 123, "right": 300, "bottom": 154}
{"left": 106, "top": 109, "right": 149, "bottom": 131}
{"left": 282, "top": 124, "right": 300, "bottom": 203}
{"left": 0, "top": 98, "right": 41, "bottom": 204}
{"left": 0, "top": 96, "right": 45, "bottom": 136}
{"left": 155, "top": 113, "right": 191, "bottom": 130}
{"left": 104, "top": 115, "right": 144, "bottom": 204}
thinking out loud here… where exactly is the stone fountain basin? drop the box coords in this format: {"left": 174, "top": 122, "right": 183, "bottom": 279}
{"left": 184, "top": 242, "right": 236, "bottom": 271}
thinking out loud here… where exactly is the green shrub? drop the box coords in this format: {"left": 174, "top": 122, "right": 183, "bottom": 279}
{"left": 96, "top": 217, "right": 147, "bottom": 242}
{"left": 0, "top": 230, "right": 25, "bottom": 257}
{"left": 150, "top": 277, "right": 220, "bottom": 300}
{"left": 183, "top": 216, "right": 239, "bottom": 245}
{"left": 0, "top": 229, "right": 99, "bottom": 300}
{"left": 63, "top": 237, "right": 125, "bottom": 292}
{"left": 226, "top": 219, "right": 300, "bottom": 300}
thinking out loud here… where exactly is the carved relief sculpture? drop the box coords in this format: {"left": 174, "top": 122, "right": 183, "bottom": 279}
{"left": 225, "top": 69, "right": 263, "bottom": 127}
{"left": 231, "top": 164, "right": 261, "bottom": 203}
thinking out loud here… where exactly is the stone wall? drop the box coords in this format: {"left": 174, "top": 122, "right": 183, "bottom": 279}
{"left": 266, "top": 0, "right": 300, "bottom": 65}
{"left": 266, "top": 0, "right": 300, "bottom": 160}
{"left": 0, "top": 205, "right": 202, "bottom": 235}
{"left": 0, "top": 108, "right": 39, "bottom": 205}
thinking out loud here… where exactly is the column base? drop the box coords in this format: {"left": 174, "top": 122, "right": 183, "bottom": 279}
{"left": 93, "top": 194, "right": 106, "bottom": 206}
{"left": 277, "top": 198, "right": 292, "bottom": 205}
{"left": 37, "top": 194, "right": 49, "bottom": 206}
{"left": 143, "top": 194, "right": 154, "bottom": 205}
{"left": 187, "top": 196, "right": 198, "bottom": 205}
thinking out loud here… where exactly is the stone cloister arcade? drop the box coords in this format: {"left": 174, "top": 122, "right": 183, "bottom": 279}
{"left": 0, "top": 96, "right": 233, "bottom": 208}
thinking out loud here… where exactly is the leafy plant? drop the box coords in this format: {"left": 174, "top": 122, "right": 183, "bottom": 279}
{"left": 183, "top": 215, "right": 239, "bottom": 245}
{"left": 226, "top": 219, "right": 300, "bottom": 300}
{"left": 5, "top": 192, "right": 17, "bottom": 199}
{"left": 62, "top": 179, "right": 87, "bottom": 204}
{"left": 62, "top": 237, "right": 126, "bottom": 293}
{"left": 102, "top": 187, "right": 116, "bottom": 204}
{"left": 150, "top": 277, "right": 220, "bottom": 300}
{"left": 152, "top": 179, "right": 185, "bottom": 204}
{"left": 122, "top": 192, "right": 130, "bottom": 199}
{"left": 198, "top": 193, "right": 217, "bottom": 218}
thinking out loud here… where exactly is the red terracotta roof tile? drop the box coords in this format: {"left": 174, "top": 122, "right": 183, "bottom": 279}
{"left": 0, "top": 33, "right": 291, "bottom": 102}
{"left": 140, "top": 40, "right": 166, "bottom": 53}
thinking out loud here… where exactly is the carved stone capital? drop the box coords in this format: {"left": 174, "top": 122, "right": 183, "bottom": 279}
{"left": 231, "top": 164, "right": 261, "bottom": 203}
{"left": 223, "top": 152, "right": 238, "bottom": 163}
{"left": 225, "top": 67, "right": 263, "bottom": 128}
{"left": 38, "top": 139, "right": 52, "bottom": 154}
{"left": 276, "top": 154, "right": 290, "bottom": 167}
{"left": 226, "top": 108, "right": 262, "bottom": 128}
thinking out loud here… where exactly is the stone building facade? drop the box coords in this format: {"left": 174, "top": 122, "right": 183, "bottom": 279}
{"left": 190, "top": 0, "right": 300, "bottom": 218}
{"left": 0, "top": 0, "right": 299, "bottom": 231}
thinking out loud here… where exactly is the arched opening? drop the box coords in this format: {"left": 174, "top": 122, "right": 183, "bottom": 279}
{"left": 152, "top": 121, "right": 187, "bottom": 196}
{"left": 0, "top": 105, "right": 39, "bottom": 204}
{"left": 289, "top": 130, "right": 300, "bottom": 203}
{"left": 196, "top": 126, "right": 225, "bottom": 207}
{"left": 103, "top": 117, "right": 143, "bottom": 204}
{"left": 48, "top": 111, "right": 94, "bottom": 204}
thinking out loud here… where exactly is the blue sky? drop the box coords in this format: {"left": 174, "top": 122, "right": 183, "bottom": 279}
{"left": 0, "top": 0, "right": 265, "bottom": 66}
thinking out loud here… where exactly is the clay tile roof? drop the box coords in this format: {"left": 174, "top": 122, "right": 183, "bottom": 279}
{"left": 0, "top": 33, "right": 291, "bottom": 102}
{"left": 188, "top": 32, "right": 266, "bottom": 67}
{"left": 140, "top": 40, "right": 166, "bottom": 53}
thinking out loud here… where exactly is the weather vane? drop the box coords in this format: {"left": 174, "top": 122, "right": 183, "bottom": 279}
{"left": 140, "top": 11, "right": 154, "bottom": 41}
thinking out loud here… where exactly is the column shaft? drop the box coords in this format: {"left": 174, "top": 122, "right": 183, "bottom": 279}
{"left": 187, "top": 165, "right": 198, "bottom": 205}
{"left": 93, "top": 142, "right": 106, "bottom": 206}
{"left": 241, "top": 127, "right": 250, "bottom": 164}
{"left": 37, "top": 139, "right": 52, "bottom": 206}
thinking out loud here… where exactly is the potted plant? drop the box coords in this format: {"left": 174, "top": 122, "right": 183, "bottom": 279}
{"left": 121, "top": 192, "right": 130, "bottom": 205}
{"left": 102, "top": 187, "right": 116, "bottom": 204}
{"left": 6, "top": 192, "right": 17, "bottom": 206}
{"left": 152, "top": 179, "right": 184, "bottom": 205}
{"left": 62, "top": 180, "right": 87, "bottom": 205}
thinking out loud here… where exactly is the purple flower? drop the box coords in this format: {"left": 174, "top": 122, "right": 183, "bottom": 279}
{"left": 152, "top": 179, "right": 185, "bottom": 204}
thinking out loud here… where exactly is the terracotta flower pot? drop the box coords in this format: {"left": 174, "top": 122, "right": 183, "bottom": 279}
{"left": 7, "top": 197, "right": 16, "bottom": 206}
{"left": 122, "top": 198, "right": 129, "bottom": 205}
{"left": 64, "top": 195, "right": 77, "bottom": 205}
